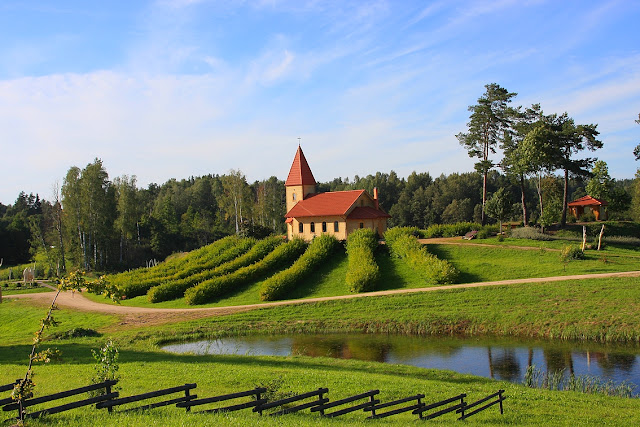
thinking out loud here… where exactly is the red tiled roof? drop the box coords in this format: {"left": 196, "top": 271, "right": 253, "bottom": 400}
{"left": 285, "top": 146, "right": 316, "bottom": 187}
{"left": 567, "top": 195, "right": 608, "bottom": 207}
{"left": 347, "top": 206, "right": 391, "bottom": 220}
{"left": 285, "top": 190, "right": 365, "bottom": 217}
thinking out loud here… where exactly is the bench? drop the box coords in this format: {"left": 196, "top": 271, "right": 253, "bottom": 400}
{"left": 412, "top": 393, "right": 466, "bottom": 420}
{"left": 457, "top": 390, "right": 505, "bottom": 420}
{"left": 310, "top": 390, "right": 379, "bottom": 418}
{"left": 176, "top": 387, "right": 267, "bottom": 414}
{"left": 462, "top": 230, "right": 478, "bottom": 240}
{"left": 2, "top": 380, "right": 118, "bottom": 420}
{"left": 96, "top": 383, "right": 197, "bottom": 413}
{"left": 366, "top": 393, "right": 425, "bottom": 419}
{"left": 255, "top": 387, "right": 329, "bottom": 416}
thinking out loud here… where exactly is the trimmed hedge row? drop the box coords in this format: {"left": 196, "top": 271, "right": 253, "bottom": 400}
{"left": 147, "top": 236, "right": 284, "bottom": 303}
{"left": 385, "top": 227, "right": 458, "bottom": 285}
{"left": 345, "top": 229, "right": 379, "bottom": 293}
{"left": 118, "top": 236, "right": 245, "bottom": 298}
{"left": 109, "top": 236, "right": 238, "bottom": 286}
{"left": 184, "top": 238, "right": 308, "bottom": 305}
{"left": 113, "top": 236, "right": 236, "bottom": 284}
{"left": 420, "top": 222, "right": 482, "bottom": 238}
{"left": 260, "top": 235, "right": 340, "bottom": 301}
{"left": 135, "top": 237, "right": 256, "bottom": 293}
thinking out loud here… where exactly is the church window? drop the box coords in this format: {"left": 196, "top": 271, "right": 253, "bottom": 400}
{"left": 334, "top": 221, "right": 339, "bottom": 232}
{"left": 322, "top": 222, "right": 327, "bottom": 232}
{"left": 359, "top": 222, "right": 364, "bottom": 229}
{"left": 292, "top": 192, "right": 297, "bottom": 201}
{"left": 299, "top": 222, "right": 303, "bottom": 233}
{"left": 310, "top": 222, "right": 315, "bottom": 233}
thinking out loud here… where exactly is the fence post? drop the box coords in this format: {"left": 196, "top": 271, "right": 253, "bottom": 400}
{"left": 105, "top": 383, "right": 113, "bottom": 414}
{"left": 459, "top": 394, "right": 465, "bottom": 419}
{"left": 185, "top": 388, "right": 192, "bottom": 413}
{"left": 255, "top": 389, "right": 263, "bottom": 415}
{"left": 499, "top": 390, "right": 504, "bottom": 414}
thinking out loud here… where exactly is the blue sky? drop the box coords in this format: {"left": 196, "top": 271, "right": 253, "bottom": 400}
{"left": 1, "top": 0, "right": 639, "bottom": 204}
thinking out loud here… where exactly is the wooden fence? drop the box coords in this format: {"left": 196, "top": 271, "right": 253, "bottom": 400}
{"left": 1, "top": 379, "right": 505, "bottom": 422}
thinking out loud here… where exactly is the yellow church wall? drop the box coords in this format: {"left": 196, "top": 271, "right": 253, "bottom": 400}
{"left": 287, "top": 216, "right": 387, "bottom": 241}
{"left": 288, "top": 216, "right": 348, "bottom": 241}
{"left": 286, "top": 184, "right": 316, "bottom": 213}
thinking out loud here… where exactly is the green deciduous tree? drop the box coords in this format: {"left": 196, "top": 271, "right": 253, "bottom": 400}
{"left": 485, "top": 187, "right": 513, "bottom": 234}
{"left": 457, "top": 83, "right": 517, "bottom": 225}
{"left": 586, "top": 160, "right": 613, "bottom": 200}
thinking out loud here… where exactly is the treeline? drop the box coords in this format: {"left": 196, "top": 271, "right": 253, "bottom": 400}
{"left": 0, "top": 159, "right": 285, "bottom": 273}
{"left": 0, "top": 158, "right": 636, "bottom": 274}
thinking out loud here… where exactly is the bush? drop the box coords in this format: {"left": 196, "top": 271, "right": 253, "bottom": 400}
{"left": 561, "top": 245, "right": 585, "bottom": 261}
{"left": 185, "top": 238, "right": 308, "bottom": 305}
{"left": 260, "top": 235, "right": 340, "bottom": 301}
{"left": 345, "top": 229, "right": 380, "bottom": 293}
{"left": 385, "top": 229, "right": 458, "bottom": 285}
{"left": 118, "top": 236, "right": 247, "bottom": 298}
{"left": 148, "top": 236, "right": 284, "bottom": 303}
{"left": 510, "top": 227, "right": 554, "bottom": 241}
{"left": 384, "top": 227, "right": 417, "bottom": 246}
{"left": 421, "top": 222, "right": 482, "bottom": 238}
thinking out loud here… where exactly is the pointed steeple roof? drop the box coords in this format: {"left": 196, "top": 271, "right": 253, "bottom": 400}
{"left": 285, "top": 145, "right": 316, "bottom": 187}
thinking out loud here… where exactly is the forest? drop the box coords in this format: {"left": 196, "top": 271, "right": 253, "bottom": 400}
{"left": 0, "top": 158, "right": 635, "bottom": 275}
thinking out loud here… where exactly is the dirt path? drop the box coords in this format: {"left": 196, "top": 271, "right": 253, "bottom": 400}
{"left": 5, "top": 270, "right": 640, "bottom": 328}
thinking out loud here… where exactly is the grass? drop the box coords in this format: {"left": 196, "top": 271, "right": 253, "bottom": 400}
{"left": 3, "top": 275, "right": 640, "bottom": 425}
{"left": 81, "top": 236, "right": 639, "bottom": 310}
{"left": 1, "top": 344, "right": 640, "bottom": 426}
{"left": 1, "top": 284, "right": 55, "bottom": 295}
{"left": 427, "top": 243, "right": 640, "bottom": 283}
{"left": 0, "top": 298, "right": 117, "bottom": 346}
{"left": 462, "top": 236, "right": 640, "bottom": 257}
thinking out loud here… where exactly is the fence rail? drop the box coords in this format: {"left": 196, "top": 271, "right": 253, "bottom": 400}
{"left": 1, "top": 378, "right": 505, "bottom": 423}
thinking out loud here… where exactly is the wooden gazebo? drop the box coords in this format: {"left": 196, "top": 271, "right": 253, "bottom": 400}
{"left": 567, "top": 195, "right": 608, "bottom": 221}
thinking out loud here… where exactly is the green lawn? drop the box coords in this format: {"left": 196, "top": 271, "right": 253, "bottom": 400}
{"left": 3, "top": 273, "right": 640, "bottom": 426}
{"left": 82, "top": 239, "right": 640, "bottom": 309}
{"left": 428, "top": 243, "right": 640, "bottom": 283}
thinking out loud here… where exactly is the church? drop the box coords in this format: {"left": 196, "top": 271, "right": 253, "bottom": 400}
{"left": 284, "top": 146, "right": 390, "bottom": 241}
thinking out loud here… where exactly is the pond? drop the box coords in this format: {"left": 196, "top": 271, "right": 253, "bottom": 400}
{"left": 162, "top": 334, "right": 640, "bottom": 393}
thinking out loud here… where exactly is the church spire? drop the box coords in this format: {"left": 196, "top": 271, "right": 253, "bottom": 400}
{"left": 285, "top": 145, "right": 316, "bottom": 187}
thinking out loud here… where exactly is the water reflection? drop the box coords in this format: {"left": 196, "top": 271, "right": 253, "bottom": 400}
{"left": 162, "top": 334, "right": 640, "bottom": 392}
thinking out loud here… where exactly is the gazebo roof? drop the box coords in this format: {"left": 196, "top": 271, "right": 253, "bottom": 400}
{"left": 567, "top": 195, "right": 608, "bottom": 207}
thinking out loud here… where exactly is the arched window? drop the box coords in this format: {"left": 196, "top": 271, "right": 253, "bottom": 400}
{"left": 322, "top": 222, "right": 327, "bottom": 232}
{"left": 298, "top": 222, "right": 304, "bottom": 233}
{"left": 359, "top": 222, "right": 364, "bottom": 229}
{"left": 310, "top": 222, "right": 315, "bottom": 233}
{"left": 334, "top": 221, "right": 339, "bottom": 232}
{"left": 292, "top": 192, "right": 297, "bottom": 201}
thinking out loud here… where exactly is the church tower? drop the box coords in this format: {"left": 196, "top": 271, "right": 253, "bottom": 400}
{"left": 285, "top": 145, "right": 316, "bottom": 213}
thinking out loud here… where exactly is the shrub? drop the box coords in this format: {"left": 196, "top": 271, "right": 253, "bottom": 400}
{"left": 384, "top": 227, "right": 417, "bottom": 246}
{"left": 345, "top": 229, "right": 380, "bottom": 293}
{"left": 118, "top": 236, "right": 248, "bottom": 298}
{"left": 185, "top": 238, "right": 307, "bottom": 305}
{"left": 561, "top": 245, "right": 585, "bottom": 261}
{"left": 510, "top": 227, "right": 554, "bottom": 241}
{"left": 385, "top": 229, "right": 458, "bottom": 285}
{"left": 421, "top": 222, "right": 482, "bottom": 238}
{"left": 148, "top": 236, "right": 283, "bottom": 303}
{"left": 260, "top": 235, "right": 340, "bottom": 301}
